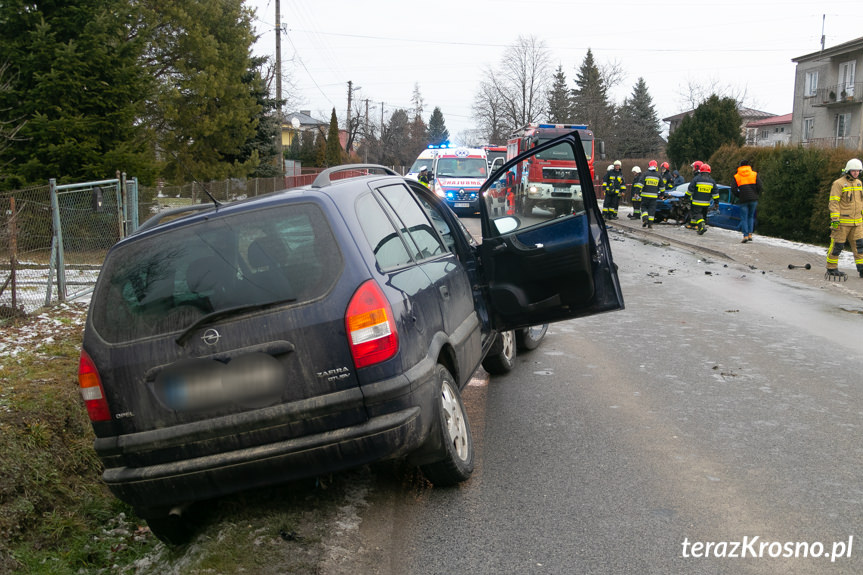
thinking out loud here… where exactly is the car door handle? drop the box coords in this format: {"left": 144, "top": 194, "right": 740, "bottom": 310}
{"left": 439, "top": 285, "right": 450, "bottom": 299}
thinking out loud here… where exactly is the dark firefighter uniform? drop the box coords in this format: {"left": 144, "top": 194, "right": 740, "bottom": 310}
{"left": 826, "top": 171, "right": 863, "bottom": 278}
{"left": 629, "top": 168, "right": 643, "bottom": 219}
{"left": 602, "top": 165, "right": 626, "bottom": 219}
{"left": 660, "top": 167, "right": 675, "bottom": 192}
{"left": 638, "top": 168, "right": 662, "bottom": 228}
{"left": 686, "top": 172, "right": 720, "bottom": 235}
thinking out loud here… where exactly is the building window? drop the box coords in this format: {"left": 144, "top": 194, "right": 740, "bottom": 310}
{"left": 835, "top": 113, "right": 851, "bottom": 139}
{"left": 761, "top": 129, "right": 770, "bottom": 139}
{"left": 804, "top": 71, "right": 818, "bottom": 97}
{"left": 839, "top": 61, "right": 856, "bottom": 98}
{"left": 803, "top": 117, "right": 815, "bottom": 141}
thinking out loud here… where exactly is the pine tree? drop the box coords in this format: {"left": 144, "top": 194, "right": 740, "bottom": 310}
{"left": 615, "top": 78, "right": 663, "bottom": 158}
{"left": 546, "top": 65, "right": 572, "bottom": 123}
{"left": 666, "top": 95, "right": 744, "bottom": 167}
{"left": 571, "top": 49, "right": 615, "bottom": 145}
{"left": 300, "top": 129, "right": 316, "bottom": 166}
{"left": 0, "top": 0, "right": 156, "bottom": 184}
{"left": 144, "top": 0, "right": 260, "bottom": 183}
{"left": 381, "top": 109, "right": 411, "bottom": 166}
{"left": 325, "top": 108, "right": 342, "bottom": 166}
{"left": 428, "top": 107, "right": 449, "bottom": 146}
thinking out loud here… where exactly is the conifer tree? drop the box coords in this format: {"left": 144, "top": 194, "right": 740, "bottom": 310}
{"left": 428, "top": 107, "right": 449, "bottom": 146}
{"left": 571, "top": 49, "right": 615, "bottom": 145}
{"left": 615, "top": 78, "right": 663, "bottom": 158}
{"left": 325, "top": 108, "right": 342, "bottom": 166}
{"left": 546, "top": 65, "right": 572, "bottom": 123}
{"left": 666, "top": 95, "right": 744, "bottom": 167}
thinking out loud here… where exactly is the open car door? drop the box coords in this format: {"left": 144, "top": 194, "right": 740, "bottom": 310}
{"left": 478, "top": 131, "right": 624, "bottom": 331}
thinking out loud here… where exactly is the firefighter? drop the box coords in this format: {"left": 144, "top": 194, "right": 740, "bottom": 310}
{"left": 629, "top": 166, "right": 643, "bottom": 219}
{"left": 603, "top": 160, "right": 626, "bottom": 219}
{"left": 691, "top": 160, "right": 703, "bottom": 178}
{"left": 418, "top": 166, "right": 431, "bottom": 187}
{"left": 639, "top": 161, "right": 662, "bottom": 229}
{"left": 687, "top": 163, "right": 720, "bottom": 235}
{"left": 659, "top": 162, "right": 675, "bottom": 192}
{"left": 825, "top": 158, "right": 863, "bottom": 280}
{"left": 602, "top": 164, "right": 615, "bottom": 218}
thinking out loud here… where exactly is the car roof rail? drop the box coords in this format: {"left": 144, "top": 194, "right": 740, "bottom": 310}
{"left": 311, "top": 164, "right": 400, "bottom": 188}
{"left": 133, "top": 204, "right": 216, "bottom": 234}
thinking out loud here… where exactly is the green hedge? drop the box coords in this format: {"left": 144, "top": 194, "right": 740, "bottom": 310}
{"left": 708, "top": 145, "right": 853, "bottom": 245}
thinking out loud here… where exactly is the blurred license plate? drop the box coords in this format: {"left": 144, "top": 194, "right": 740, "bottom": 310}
{"left": 454, "top": 202, "right": 470, "bottom": 208}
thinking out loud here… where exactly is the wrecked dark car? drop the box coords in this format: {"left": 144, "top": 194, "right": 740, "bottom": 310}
{"left": 77, "top": 133, "right": 624, "bottom": 544}
{"left": 654, "top": 183, "right": 750, "bottom": 231}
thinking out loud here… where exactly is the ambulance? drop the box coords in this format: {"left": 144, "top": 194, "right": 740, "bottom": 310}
{"left": 431, "top": 147, "right": 489, "bottom": 215}
{"left": 406, "top": 148, "right": 441, "bottom": 182}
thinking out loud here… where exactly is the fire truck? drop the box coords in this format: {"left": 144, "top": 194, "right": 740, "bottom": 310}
{"left": 506, "top": 123, "right": 596, "bottom": 217}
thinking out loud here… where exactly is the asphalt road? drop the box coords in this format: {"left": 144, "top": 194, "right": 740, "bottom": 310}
{"left": 321, "top": 218, "right": 863, "bottom": 575}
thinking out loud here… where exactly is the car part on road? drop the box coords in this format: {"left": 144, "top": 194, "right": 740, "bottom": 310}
{"left": 516, "top": 324, "right": 548, "bottom": 351}
{"left": 419, "top": 365, "right": 474, "bottom": 486}
{"left": 482, "top": 330, "right": 516, "bottom": 374}
{"left": 788, "top": 263, "right": 812, "bottom": 270}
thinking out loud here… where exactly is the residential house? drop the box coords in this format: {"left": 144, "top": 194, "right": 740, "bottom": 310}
{"left": 663, "top": 107, "right": 776, "bottom": 138}
{"left": 791, "top": 36, "right": 862, "bottom": 150}
{"left": 746, "top": 113, "right": 792, "bottom": 147}
{"left": 282, "top": 110, "right": 327, "bottom": 148}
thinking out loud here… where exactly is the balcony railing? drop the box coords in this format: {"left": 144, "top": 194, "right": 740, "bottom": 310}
{"left": 812, "top": 82, "right": 863, "bottom": 107}
{"left": 801, "top": 136, "right": 861, "bottom": 150}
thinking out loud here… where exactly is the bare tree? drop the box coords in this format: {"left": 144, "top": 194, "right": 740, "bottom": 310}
{"left": 473, "top": 72, "right": 508, "bottom": 144}
{"left": 473, "top": 35, "right": 551, "bottom": 141}
{"left": 675, "top": 79, "right": 750, "bottom": 111}
{"left": 0, "top": 62, "right": 26, "bottom": 165}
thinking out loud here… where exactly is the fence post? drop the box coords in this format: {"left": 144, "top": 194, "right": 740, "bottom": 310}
{"left": 115, "top": 171, "right": 125, "bottom": 240}
{"left": 8, "top": 196, "right": 17, "bottom": 312}
{"left": 49, "top": 178, "right": 67, "bottom": 302}
{"left": 129, "top": 175, "right": 139, "bottom": 232}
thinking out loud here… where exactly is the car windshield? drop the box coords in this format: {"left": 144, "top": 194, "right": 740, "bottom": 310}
{"left": 435, "top": 158, "right": 488, "bottom": 178}
{"left": 536, "top": 137, "right": 591, "bottom": 161}
{"left": 409, "top": 158, "right": 431, "bottom": 173}
{"left": 90, "top": 203, "right": 342, "bottom": 343}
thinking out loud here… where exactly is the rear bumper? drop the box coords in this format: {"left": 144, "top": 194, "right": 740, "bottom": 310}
{"left": 98, "top": 362, "right": 439, "bottom": 511}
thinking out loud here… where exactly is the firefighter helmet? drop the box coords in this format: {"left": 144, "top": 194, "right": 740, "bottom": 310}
{"left": 607, "top": 164, "right": 614, "bottom": 171}
{"left": 613, "top": 160, "right": 622, "bottom": 167}
{"left": 692, "top": 160, "right": 703, "bottom": 172}
{"left": 631, "top": 166, "right": 641, "bottom": 173}
{"left": 648, "top": 160, "right": 658, "bottom": 170}
{"left": 661, "top": 162, "right": 670, "bottom": 170}
{"left": 845, "top": 158, "right": 863, "bottom": 172}
{"left": 700, "top": 163, "right": 711, "bottom": 173}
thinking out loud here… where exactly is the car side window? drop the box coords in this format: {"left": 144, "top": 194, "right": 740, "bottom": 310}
{"left": 356, "top": 193, "right": 413, "bottom": 270}
{"left": 377, "top": 184, "right": 447, "bottom": 260}
{"left": 414, "top": 194, "right": 456, "bottom": 254}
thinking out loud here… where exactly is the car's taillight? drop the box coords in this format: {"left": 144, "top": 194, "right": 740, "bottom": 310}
{"left": 78, "top": 350, "right": 111, "bottom": 422}
{"left": 345, "top": 280, "right": 398, "bottom": 369}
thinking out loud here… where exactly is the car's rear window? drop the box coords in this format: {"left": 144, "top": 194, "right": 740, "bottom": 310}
{"left": 90, "top": 203, "right": 342, "bottom": 343}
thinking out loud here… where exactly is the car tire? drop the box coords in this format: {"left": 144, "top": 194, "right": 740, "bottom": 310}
{"left": 420, "top": 365, "right": 474, "bottom": 486}
{"left": 482, "top": 329, "right": 516, "bottom": 375}
{"left": 516, "top": 324, "right": 548, "bottom": 351}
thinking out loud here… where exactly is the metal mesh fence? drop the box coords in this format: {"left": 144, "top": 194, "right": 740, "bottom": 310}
{"left": 0, "top": 185, "right": 53, "bottom": 317}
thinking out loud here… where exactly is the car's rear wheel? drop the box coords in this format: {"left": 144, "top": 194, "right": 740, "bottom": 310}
{"left": 482, "top": 330, "right": 516, "bottom": 375}
{"left": 420, "top": 365, "right": 474, "bottom": 486}
{"left": 516, "top": 324, "right": 548, "bottom": 351}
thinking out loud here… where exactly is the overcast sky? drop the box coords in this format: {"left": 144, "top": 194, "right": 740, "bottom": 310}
{"left": 247, "top": 0, "right": 860, "bottom": 143}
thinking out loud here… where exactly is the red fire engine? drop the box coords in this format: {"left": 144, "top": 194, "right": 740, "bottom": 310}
{"left": 506, "top": 123, "right": 596, "bottom": 217}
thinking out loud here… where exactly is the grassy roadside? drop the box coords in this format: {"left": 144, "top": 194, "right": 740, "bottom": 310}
{"left": 0, "top": 304, "right": 356, "bottom": 574}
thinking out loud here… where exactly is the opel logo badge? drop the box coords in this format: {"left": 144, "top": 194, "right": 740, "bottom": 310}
{"left": 201, "top": 328, "right": 221, "bottom": 346}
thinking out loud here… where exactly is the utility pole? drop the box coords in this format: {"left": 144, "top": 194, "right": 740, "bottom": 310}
{"left": 364, "top": 98, "right": 370, "bottom": 163}
{"left": 347, "top": 81, "right": 353, "bottom": 130}
{"left": 275, "top": 0, "right": 284, "bottom": 173}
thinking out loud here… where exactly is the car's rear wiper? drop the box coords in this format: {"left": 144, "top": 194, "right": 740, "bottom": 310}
{"left": 175, "top": 298, "right": 297, "bottom": 346}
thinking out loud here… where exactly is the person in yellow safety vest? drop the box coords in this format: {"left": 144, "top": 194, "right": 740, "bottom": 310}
{"left": 639, "top": 161, "right": 662, "bottom": 229}
{"left": 629, "top": 166, "right": 643, "bottom": 219}
{"left": 602, "top": 160, "right": 626, "bottom": 219}
{"left": 659, "top": 162, "right": 675, "bottom": 192}
{"left": 418, "top": 166, "right": 431, "bottom": 188}
{"left": 601, "top": 164, "right": 614, "bottom": 218}
{"left": 825, "top": 158, "right": 863, "bottom": 281}
{"left": 686, "top": 163, "right": 720, "bottom": 235}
